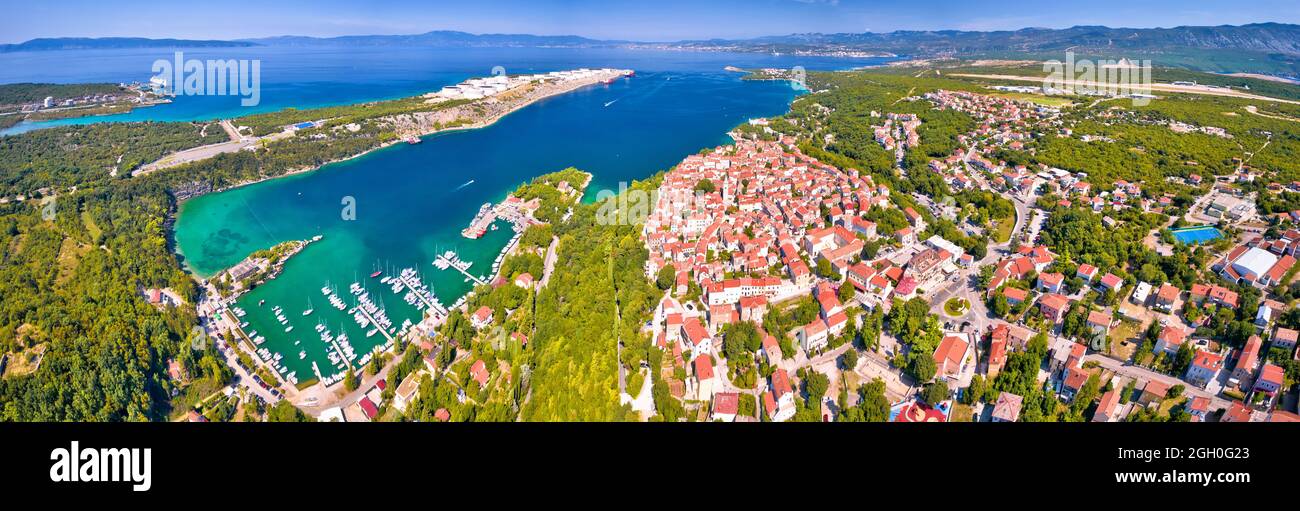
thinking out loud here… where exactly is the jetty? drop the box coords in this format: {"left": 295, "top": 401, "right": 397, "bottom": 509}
{"left": 434, "top": 252, "right": 486, "bottom": 286}
{"left": 352, "top": 302, "right": 395, "bottom": 344}
{"left": 327, "top": 337, "right": 354, "bottom": 372}
{"left": 397, "top": 268, "right": 451, "bottom": 316}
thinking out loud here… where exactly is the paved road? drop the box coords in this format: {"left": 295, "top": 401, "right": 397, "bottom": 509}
{"left": 538, "top": 236, "right": 560, "bottom": 289}
{"left": 1084, "top": 353, "right": 1232, "bottom": 412}
{"left": 133, "top": 126, "right": 294, "bottom": 176}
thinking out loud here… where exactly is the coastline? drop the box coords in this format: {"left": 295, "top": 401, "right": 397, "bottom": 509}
{"left": 173, "top": 70, "right": 627, "bottom": 205}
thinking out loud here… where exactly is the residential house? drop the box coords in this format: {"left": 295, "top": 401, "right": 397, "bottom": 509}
{"left": 1093, "top": 388, "right": 1122, "bottom": 422}
{"left": 1038, "top": 293, "right": 1071, "bottom": 323}
{"left": 1154, "top": 326, "right": 1187, "bottom": 355}
{"left": 1222, "top": 401, "right": 1254, "bottom": 422}
{"left": 1254, "top": 363, "right": 1285, "bottom": 395}
{"left": 1188, "top": 396, "right": 1210, "bottom": 422}
{"left": 933, "top": 334, "right": 971, "bottom": 380}
{"left": 1038, "top": 272, "right": 1064, "bottom": 293}
{"left": 798, "top": 317, "right": 830, "bottom": 353}
{"left": 1154, "top": 283, "right": 1180, "bottom": 311}
{"left": 469, "top": 359, "right": 491, "bottom": 388}
{"left": 1273, "top": 327, "right": 1299, "bottom": 353}
{"left": 1076, "top": 264, "right": 1099, "bottom": 283}
{"left": 1098, "top": 273, "right": 1124, "bottom": 294}
{"left": 991, "top": 392, "right": 1023, "bottom": 422}
{"left": 1231, "top": 335, "right": 1262, "bottom": 385}
{"left": 1138, "top": 380, "right": 1169, "bottom": 406}
{"left": 470, "top": 306, "right": 494, "bottom": 329}
{"left": 392, "top": 372, "right": 421, "bottom": 412}
{"left": 681, "top": 317, "right": 713, "bottom": 354}
{"left": 1002, "top": 286, "right": 1028, "bottom": 305}
{"left": 768, "top": 369, "right": 796, "bottom": 422}
{"left": 1086, "top": 310, "right": 1112, "bottom": 335}
{"left": 694, "top": 356, "right": 716, "bottom": 401}
{"left": 1062, "top": 366, "right": 1090, "bottom": 399}
{"left": 987, "top": 329, "right": 1008, "bottom": 379}
{"left": 711, "top": 392, "right": 739, "bottom": 422}
{"left": 1185, "top": 351, "right": 1224, "bottom": 388}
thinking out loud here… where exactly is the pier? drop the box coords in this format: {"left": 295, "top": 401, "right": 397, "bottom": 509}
{"left": 397, "top": 270, "right": 451, "bottom": 316}
{"left": 434, "top": 253, "right": 487, "bottom": 287}
{"left": 222, "top": 307, "right": 287, "bottom": 387}
{"left": 352, "top": 302, "right": 396, "bottom": 344}
{"left": 327, "top": 337, "right": 354, "bottom": 371}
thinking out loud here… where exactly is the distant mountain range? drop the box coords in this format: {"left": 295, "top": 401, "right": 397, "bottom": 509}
{"left": 0, "top": 37, "right": 257, "bottom": 52}
{"left": 6, "top": 24, "right": 1300, "bottom": 74}
{"left": 676, "top": 23, "right": 1300, "bottom": 56}
{"left": 240, "top": 30, "right": 627, "bottom": 48}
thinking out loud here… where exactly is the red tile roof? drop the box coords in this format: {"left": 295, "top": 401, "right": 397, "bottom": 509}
{"left": 713, "top": 392, "right": 739, "bottom": 415}
{"left": 694, "top": 356, "right": 715, "bottom": 381}
{"left": 470, "top": 359, "right": 490, "bottom": 387}
{"left": 772, "top": 369, "right": 792, "bottom": 398}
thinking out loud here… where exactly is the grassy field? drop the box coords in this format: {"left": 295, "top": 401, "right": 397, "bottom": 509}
{"left": 991, "top": 215, "right": 1016, "bottom": 243}
{"left": 949, "top": 402, "right": 974, "bottom": 422}
{"left": 1108, "top": 319, "right": 1143, "bottom": 361}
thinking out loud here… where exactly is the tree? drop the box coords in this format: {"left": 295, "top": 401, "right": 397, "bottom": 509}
{"left": 978, "top": 265, "right": 995, "bottom": 290}
{"left": 816, "top": 258, "right": 836, "bottom": 279}
{"left": 721, "top": 321, "right": 762, "bottom": 361}
{"left": 909, "top": 356, "right": 937, "bottom": 382}
{"left": 655, "top": 264, "right": 676, "bottom": 291}
{"left": 841, "top": 348, "right": 859, "bottom": 370}
{"left": 266, "top": 401, "right": 313, "bottom": 422}
{"left": 921, "top": 381, "right": 949, "bottom": 405}
{"left": 839, "top": 377, "right": 889, "bottom": 422}
{"left": 838, "top": 282, "right": 856, "bottom": 303}
{"left": 1173, "top": 343, "right": 1196, "bottom": 375}
{"left": 804, "top": 371, "right": 830, "bottom": 404}
{"left": 963, "top": 374, "right": 986, "bottom": 405}
{"left": 990, "top": 292, "right": 1009, "bottom": 317}
{"left": 344, "top": 367, "right": 358, "bottom": 391}
{"left": 693, "top": 179, "right": 716, "bottom": 194}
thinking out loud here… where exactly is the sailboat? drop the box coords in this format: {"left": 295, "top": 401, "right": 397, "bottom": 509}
{"left": 303, "top": 297, "right": 314, "bottom": 316}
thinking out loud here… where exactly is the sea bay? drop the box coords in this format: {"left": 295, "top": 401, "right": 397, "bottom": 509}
{"left": 4, "top": 45, "right": 894, "bottom": 385}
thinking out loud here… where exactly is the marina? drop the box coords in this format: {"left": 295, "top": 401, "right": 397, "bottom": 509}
{"left": 434, "top": 250, "right": 487, "bottom": 286}
{"left": 173, "top": 60, "right": 807, "bottom": 401}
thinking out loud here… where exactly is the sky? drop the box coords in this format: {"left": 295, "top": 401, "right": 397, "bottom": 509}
{"left": 4, "top": 0, "right": 1299, "bottom": 44}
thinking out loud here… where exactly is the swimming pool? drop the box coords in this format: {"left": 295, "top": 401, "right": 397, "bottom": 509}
{"left": 1170, "top": 225, "right": 1223, "bottom": 244}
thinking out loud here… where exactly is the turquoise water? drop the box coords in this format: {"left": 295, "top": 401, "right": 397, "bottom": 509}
{"left": 167, "top": 58, "right": 862, "bottom": 384}
{"left": 1170, "top": 225, "right": 1223, "bottom": 244}
{"left": 7, "top": 46, "right": 894, "bottom": 384}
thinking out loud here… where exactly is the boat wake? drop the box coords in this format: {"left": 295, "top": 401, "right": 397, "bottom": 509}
{"left": 455, "top": 179, "right": 475, "bottom": 191}
{"left": 604, "top": 99, "right": 619, "bottom": 107}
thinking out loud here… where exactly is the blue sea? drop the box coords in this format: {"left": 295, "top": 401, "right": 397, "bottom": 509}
{"left": 1, "top": 45, "right": 895, "bottom": 384}
{"left": 0, "top": 46, "right": 888, "bottom": 134}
